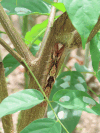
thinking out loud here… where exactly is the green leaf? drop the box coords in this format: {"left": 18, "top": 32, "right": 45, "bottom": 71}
{"left": 25, "top": 15, "right": 60, "bottom": 46}
{"left": 48, "top": 84, "right": 81, "bottom": 133}
{"left": 0, "top": 30, "right": 6, "bottom": 34}
{"left": 3, "top": 45, "right": 39, "bottom": 76}
{"left": 43, "top": 0, "right": 66, "bottom": 12}
{"left": 52, "top": 2, "right": 66, "bottom": 12}
{"left": 75, "top": 63, "right": 92, "bottom": 72}
{"left": 61, "top": 0, "right": 100, "bottom": 49}
{"left": 3, "top": 53, "right": 20, "bottom": 76}
{"left": 20, "top": 118, "right": 61, "bottom": 133}
{"left": 96, "top": 31, "right": 100, "bottom": 61}
{"left": 47, "top": 71, "right": 84, "bottom": 133}
{"left": 96, "top": 70, "right": 100, "bottom": 82}
{"left": 99, "top": 97, "right": 100, "bottom": 104}
{"left": 90, "top": 36, "right": 100, "bottom": 72}
{"left": 25, "top": 19, "right": 48, "bottom": 45}
{"left": 1, "top": 0, "right": 51, "bottom": 16}
{"left": 55, "top": 71, "right": 87, "bottom": 92}
{"left": 52, "top": 89, "right": 100, "bottom": 116}
{"left": 48, "top": 103, "right": 81, "bottom": 133}
{"left": 44, "top": 0, "right": 100, "bottom": 48}
{"left": 0, "top": 89, "right": 44, "bottom": 118}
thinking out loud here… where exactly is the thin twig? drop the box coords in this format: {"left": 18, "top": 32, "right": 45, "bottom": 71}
{"left": 0, "top": 30, "right": 6, "bottom": 34}
{"left": 81, "top": 71, "right": 96, "bottom": 75}
{"left": 64, "top": 65, "right": 71, "bottom": 71}
{"left": 87, "top": 86, "right": 99, "bottom": 97}
{"left": 0, "top": 38, "right": 25, "bottom": 66}
{"left": 0, "top": 3, "right": 35, "bottom": 64}
{"left": 37, "top": 0, "right": 58, "bottom": 58}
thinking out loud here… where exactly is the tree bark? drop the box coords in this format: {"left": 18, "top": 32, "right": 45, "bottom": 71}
{"left": 17, "top": 12, "right": 100, "bottom": 132}
{"left": 0, "top": 62, "right": 14, "bottom": 133}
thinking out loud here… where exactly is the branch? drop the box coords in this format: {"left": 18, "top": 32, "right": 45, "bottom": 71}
{"left": 0, "top": 62, "right": 14, "bottom": 133}
{"left": 29, "top": 11, "right": 100, "bottom": 90}
{"left": 36, "top": 0, "right": 58, "bottom": 58}
{"left": 17, "top": 1, "right": 57, "bottom": 131}
{"left": 47, "top": 12, "right": 100, "bottom": 47}
{"left": 0, "top": 3, "right": 35, "bottom": 65}
{"left": 0, "top": 38, "right": 25, "bottom": 67}
{"left": 17, "top": 11, "right": 100, "bottom": 132}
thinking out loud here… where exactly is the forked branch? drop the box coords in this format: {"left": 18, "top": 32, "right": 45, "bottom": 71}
{"left": 0, "top": 3, "right": 35, "bottom": 65}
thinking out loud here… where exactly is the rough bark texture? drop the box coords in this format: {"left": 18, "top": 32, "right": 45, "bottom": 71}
{"left": 0, "top": 62, "right": 14, "bottom": 133}
{"left": 0, "top": 3, "right": 34, "bottom": 64}
{"left": 17, "top": 12, "right": 100, "bottom": 132}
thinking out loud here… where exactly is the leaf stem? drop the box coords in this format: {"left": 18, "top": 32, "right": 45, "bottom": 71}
{"left": 87, "top": 86, "right": 99, "bottom": 97}
{"left": 64, "top": 65, "right": 71, "bottom": 71}
{"left": 0, "top": 37, "right": 25, "bottom": 65}
{"left": 0, "top": 31, "right": 6, "bottom": 34}
{"left": 81, "top": 71, "right": 96, "bottom": 75}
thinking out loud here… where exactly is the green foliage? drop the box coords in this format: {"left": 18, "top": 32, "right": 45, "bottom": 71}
{"left": 3, "top": 45, "right": 39, "bottom": 76}
{"left": 43, "top": 0, "right": 66, "bottom": 12}
{"left": 75, "top": 63, "right": 92, "bottom": 73}
{"left": 53, "top": 89, "right": 100, "bottom": 115}
{"left": 0, "top": 89, "right": 44, "bottom": 118}
{"left": 0, "top": 30, "right": 6, "bottom": 34}
{"left": 0, "top": 0, "right": 100, "bottom": 133}
{"left": 96, "top": 70, "right": 100, "bottom": 82}
{"left": 3, "top": 53, "right": 20, "bottom": 76}
{"left": 1, "top": 0, "right": 51, "bottom": 16}
{"left": 48, "top": 102, "right": 81, "bottom": 133}
{"left": 62, "top": 0, "right": 100, "bottom": 49}
{"left": 90, "top": 35, "right": 100, "bottom": 72}
{"left": 48, "top": 71, "right": 86, "bottom": 132}
{"left": 25, "top": 19, "right": 48, "bottom": 45}
{"left": 44, "top": 0, "right": 100, "bottom": 49}
{"left": 55, "top": 71, "right": 87, "bottom": 92}
{"left": 20, "top": 118, "right": 61, "bottom": 133}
